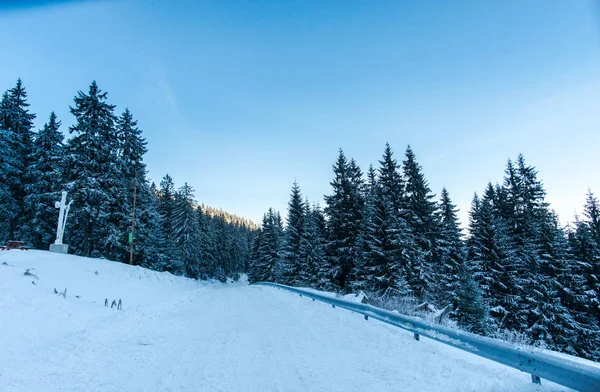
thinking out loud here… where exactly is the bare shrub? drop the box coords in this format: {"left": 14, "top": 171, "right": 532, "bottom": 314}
{"left": 54, "top": 287, "right": 67, "bottom": 298}
{"left": 368, "top": 292, "right": 456, "bottom": 328}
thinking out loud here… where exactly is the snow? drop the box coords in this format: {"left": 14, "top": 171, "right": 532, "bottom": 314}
{"left": 343, "top": 290, "right": 368, "bottom": 303}
{"left": 1, "top": 250, "right": 574, "bottom": 392}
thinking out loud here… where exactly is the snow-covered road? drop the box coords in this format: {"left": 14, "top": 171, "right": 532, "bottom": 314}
{"left": 1, "top": 251, "right": 572, "bottom": 391}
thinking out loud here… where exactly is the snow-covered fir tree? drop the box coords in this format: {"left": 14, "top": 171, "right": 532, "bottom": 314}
{"left": 63, "top": 81, "right": 121, "bottom": 258}
{"left": 324, "top": 150, "right": 365, "bottom": 291}
{"left": 282, "top": 181, "right": 305, "bottom": 285}
{"left": 157, "top": 174, "right": 181, "bottom": 273}
{"left": 434, "top": 188, "right": 466, "bottom": 307}
{"left": 197, "top": 207, "right": 216, "bottom": 278}
{"left": 0, "top": 79, "right": 36, "bottom": 241}
{"left": 467, "top": 184, "right": 519, "bottom": 330}
{"left": 172, "top": 183, "right": 200, "bottom": 278}
{"left": 300, "top": 203, "right": 328, "bottom": 288}
{"left": 105, "top": 108, "right": 152, "bottom": 264}
{"left": 361, "top": 145, "right": 414, "bottom": 297}
{"left": 249, "top": 208, "right": 284, "bottom": 283}
{"left": 402, "top": 146, "right": 438, "bottom": 299}
{"left": 454, "top": 267, "right": 488, "bottom": 334}
{"left": 21, "top": 112, "right": 64, "bottom": 249}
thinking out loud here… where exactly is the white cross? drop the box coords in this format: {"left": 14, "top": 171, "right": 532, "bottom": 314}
{"left": 54, "top": 191, "right": 73, "bottom": 245}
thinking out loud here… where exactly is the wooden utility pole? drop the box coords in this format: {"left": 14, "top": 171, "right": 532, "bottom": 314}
{"left": 129, "top": 169, "right": 138, "bottom": 265}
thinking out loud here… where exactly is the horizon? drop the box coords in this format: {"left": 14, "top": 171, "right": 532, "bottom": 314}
{"left": 1, "top": 0, "right": 599, "bottom": 226}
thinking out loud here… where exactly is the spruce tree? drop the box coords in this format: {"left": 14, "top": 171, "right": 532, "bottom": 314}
{"left": 197, "top": 207, "right": 216, "bottom": 279}
{"left": 172, "top": 183, "right": 200, "bottom": 278}
{"left": 499, "top": 156, "right": 567, "bottom": 342}
{"left": 353, "top": 165, "right": 378, "bottom": 291}
{"left": 361, "top": 145, "right": 415, "bottom": 296}
{"left": 467, "top": 184, "right": 518, "bottom": 330}
{"left": 283, "top": 181, "right": 305, "bottom": 285}
{"left": 212, "top": 214, "right": 231, "bottom": 280}
{"left": 402, "top": 146, "right": 438, "bottom": 299}
{"left": 362, "top": 181, "right": 413, "bottom": 296}
{"left": 22, "top": 112, "right": 64, "bottom": 248}
{"left": 139, "top": 183, "right": 169, "bottom": 271}
{"left": 582, "top": 190, "right": 600, "bottom": 300}
{"left": 434, "top": 188, "right": 466, "bottom": 307}
{"left": 249, "top": 227, "right": 264, "bottom": 283}
{"left": 0, "top": 79, "right": 36, "bottom": 241}
{"left": 454, "top": 267, "right": 488, "bottom": 334}
{"left": 300, "top": 203, "right": 328, "bottom": 287}
{"left": 249, "top": 208, "right": 284, "bottom": 283}
{"left": 565, "top": 191, "right": 600, "bottom": 359}
{"left": 379, "top": 143, "right": 405, "bottom": 213}
{"left": 157, "top": 174, "right": 180, "bottom": 272}
{"left": 63, "top": 81, "right": 120, "bottom": 257}
{"left": 324, "top": 149, "right": 365, "bottom": 291}
{"left": 106, "top": 108, "right": 150, "bottom": 263}
{"left": 533, "top": 212, "right": 581, "bottom": 353}
{"left": 0, "top": 92, "right": 15, "bottom": 240}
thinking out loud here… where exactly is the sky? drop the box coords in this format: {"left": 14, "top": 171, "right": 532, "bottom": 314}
{"left": 1, "top": 0, "right": 599, "bottom": 226}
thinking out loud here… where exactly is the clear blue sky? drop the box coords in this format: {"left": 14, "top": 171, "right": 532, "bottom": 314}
{"left": 1, "top": 0, "right": 599, "bottom": 226}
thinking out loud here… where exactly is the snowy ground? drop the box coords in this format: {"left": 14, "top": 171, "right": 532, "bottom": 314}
{"left": 1, "top": 251, "right": 575, "bottom": 392}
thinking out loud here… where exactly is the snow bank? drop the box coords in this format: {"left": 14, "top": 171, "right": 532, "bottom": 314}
{"left": 0, "top": 250, "right": 200, "bottom": 308}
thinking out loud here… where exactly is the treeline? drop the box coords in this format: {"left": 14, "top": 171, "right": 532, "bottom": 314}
{"left": 0, "top": 79, "right": 256, "bottom": 281}
{"left": 249, "top": 144, "right": 600, "bottom": 361}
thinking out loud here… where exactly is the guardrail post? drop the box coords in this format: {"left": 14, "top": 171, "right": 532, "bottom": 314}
{"left": 414, "top": 333, "right": 420, "bottom": 341}
{"left": 364, "top": 314, "right": 369, "bottom": 320}
{"left": 332, "top": 304, "right": 336, "bottom": 308}
{"left": 531, "top": 375, "right": 541, "bottom": 385}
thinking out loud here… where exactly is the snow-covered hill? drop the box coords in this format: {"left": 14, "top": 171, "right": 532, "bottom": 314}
{"left": 1, "top": 251, "right": 572, "bottom": 391}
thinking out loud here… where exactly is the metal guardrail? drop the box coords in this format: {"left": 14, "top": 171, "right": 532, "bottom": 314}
{"left": 254, "top": 282, "right": 600, "bottom": 392}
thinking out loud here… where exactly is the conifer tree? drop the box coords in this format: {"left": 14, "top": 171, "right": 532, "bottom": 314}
{"left": 582, "top": 190, "right": 600, "bottom": 300}
{"left": 0, "top": 92, "right": 14, "bottom": 240}
{"left": 172, "top": 183, "right": 200, "bottom": 278}
{"left": 454, "top": 267, "right": 488, "bottom": 334}
{"left": 300, "top": 203, "right": 328, "bottom": 287}
{"left": 22, "top": 112, "right": 64, "bottom": 248}
{"left": 139, "top": 183, "right": 168, "bottom": 271}
{"left": 467, "top": 184, "right": 518, "bottom": 329}
{"left": 565, "top": 191, "right": 600, "bottom": 359}
{"left": 362, "top": 182, "right": 412, "bottom": 296}
{"left": 212, "top": 214, "right": 231, "bottom": 280}
{"left": 500, "top": 156, "right": 566, "bottom": 339}
{"left": 566, "top": 217, "right": 600, "bottom": 360}
{"left": 157, "top": 174, "right": 180, "bottom": 272}
{"left": 249, "top": 208, "right": 284, "bottom": 283}
{"left": 434, "top": 188, "right": 466, "bottom": 307}
{"left": 63, "top": 81, "right": 120, "bottom": 257}
{"left": 361, "top": 145, "right": 415, "bottom": 296}
{"left": 532, "top": 212, "right": 581, "bottom": 352}
{"left": 353, "top": 165, "right": 378, "bottom": 291}
{"left": 197, "top": 207, "right": 216, "bottom": 279}
{"left": 0, "top": 79, "right": 36, "bottom": 241}
{"left": 324, "top": 150, "right": 365, "bottom": 291}
{"left": 283, "top": 181, "right": 305, "bottom": 285}
{"left": 402, "top": 146, "right": 438, "bottom": 298}
{"left": 106, "top": 108, "right": 151, "bottom": 263}
{"left": 249, "top": 227, "right": 264, "bottom": 283}
{"left": 379, "top": 143, "right": 405, "bottom": 213}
